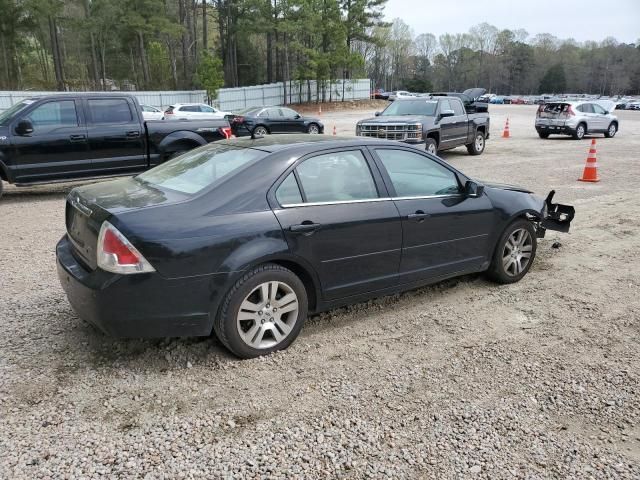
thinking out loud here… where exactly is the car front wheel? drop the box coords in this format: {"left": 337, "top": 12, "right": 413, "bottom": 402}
{"left": 307, "top": 123, "right": 320, "bottom": 134}
{"left": 604, "top": 122, "right": 617, "bottom": 138}
{"left": 425, "top": 138, "right": 438, "bottom": 155}
{"left": 486, "top": 220, "right": 537, "bottom": 284}
{"left": 214, "top": 264, "right": 308, "bottom": 359}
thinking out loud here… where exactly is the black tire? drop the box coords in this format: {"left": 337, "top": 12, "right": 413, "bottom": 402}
{"left": 213, "top": 263, "right": 308, "bottom": 359}
{"left": 253, "top": 125, "right": 269, "bottom": 136}
{"left": 307, "top": 123, "right": 320, "bottom": 134}
{"left": 466, "top": 131, "right": 486, "bottom": 155}
{"left": 486, "top": 219, "right": 537, "bottom": 284}
{"left": 604, "top": 122, "right": 617, "bottom": 138}
{"left": 0, "top": 180, "right": 3, "bottom": 199}
{"left": 572, "top": 123, "right": 586, "bottom": 140}
{"left": 537, "top": 131, "right": 550, "bottom": 139}
{"left": 425, "top": 137, "right": 438, "bottom": 155}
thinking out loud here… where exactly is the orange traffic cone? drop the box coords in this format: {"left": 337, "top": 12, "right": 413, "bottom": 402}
{"left": 333, "top": 125, "right": 337, "bottom": 136}
{"left": 578, "top": 139, "right": 600, "bottom": 182}
{"left": 502, "top": 118, "right": 510, "bottom": 138}
{"left": 318, "top": 104, "right": 322, "bottom": 116}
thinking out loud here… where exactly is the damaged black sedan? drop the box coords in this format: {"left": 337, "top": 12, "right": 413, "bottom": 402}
{"left": 57, "top": 135, "right": 574, "bottom": 359}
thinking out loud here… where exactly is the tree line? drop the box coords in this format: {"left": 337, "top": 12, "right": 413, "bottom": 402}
{"left": 0, "top": 1, "right": 638, "bottom": 100}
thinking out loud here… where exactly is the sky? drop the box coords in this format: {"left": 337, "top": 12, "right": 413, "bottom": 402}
{"left": 384, "top": 0, "right": 640, "bottom": 44}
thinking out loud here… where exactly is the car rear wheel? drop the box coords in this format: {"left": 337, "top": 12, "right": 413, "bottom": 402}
{"left": 254, "top": 126, "right": 269, "bottom": 136}
{"left": 466, "top": 131, "right": 485, "bottom": 155}
{"left": 537, "top": 131, "right": 550, "bottom": 139}
{"left": 604, "top": 122, "right": 617, "bottom": 138}
{"left": 572, "top": 123, "right": 586, "bottom": 140}
{"left": 307, "top": 123, "right": 320, "bottom": 134}
{"left": 486, "top": 220, "right": 537, "bottom": 284}
{"left": 425, "top": 138, "right": 438, "bottom": 155}
{"left": 214, "top": 263, "right": 308, "bottom": 359}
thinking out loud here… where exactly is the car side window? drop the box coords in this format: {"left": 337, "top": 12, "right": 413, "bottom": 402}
{"left": 281, "top": 108, "right": 298, "bottom": 118}
{"left": 268, "top": 108, "right": 283, "bottom": 118}
{"left": 200, "top": 105, "right": 215, "bottom": 113}
{"left": 376, "top": 149, "right": 460, "bottom": 197}
{"left": 451, "top": 99, "right": 465, "bottom": 116}
{"left": 592, "top": 104, "right": 606, "bottom": 114}
{"left": 26, "top": 101, "right": 79, "bottom": 130}
{"left": 579, "top": 104, "right": 594, "bottom": 113}
{"left": 439, "top": 99, "right": 452, "bottom": 113}
{"left": 257, "top": 109, "right": 269, "bottom": 118}
{"left": 88, "top": 99, "right": 133, "bottom": 124}
{"left": 296, "top": 150, "right": 378, "bottom": 203}
{"left": 276, "top": 173, "right": 303, "bottom": 205}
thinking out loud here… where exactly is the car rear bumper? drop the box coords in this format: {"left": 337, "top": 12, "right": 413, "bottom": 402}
{"left": 536, "top": 125, "right": 575, "bottom": 135}
{"left": 56, "top": 235, "right": 214, "bottom": 338}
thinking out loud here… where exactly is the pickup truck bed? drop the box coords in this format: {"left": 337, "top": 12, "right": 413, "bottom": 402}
{"left": 0, "top": 93, "right": 230, "bottom": 191}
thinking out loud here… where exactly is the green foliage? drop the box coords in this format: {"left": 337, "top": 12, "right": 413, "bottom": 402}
{"left": 539, "top": 64, "right": 566, "bottom": 93}
{"left": 195, "top": 52, "right": 225, "bottom": 102}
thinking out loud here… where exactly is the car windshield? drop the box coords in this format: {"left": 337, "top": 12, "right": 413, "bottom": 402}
{"left": 137, "top": 144, "right": 268, "bottom": 195}
{"left": 382, "top": 100, "right": 438, "bottom": 116}
{"left": 0, "top": 100, "right": 34, "bottom": 126}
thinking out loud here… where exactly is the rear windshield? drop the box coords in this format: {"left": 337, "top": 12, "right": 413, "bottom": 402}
{"left": 137, "top": 144, "right": 267, "bottom": 195}
{"left": 542, "top": 103, "right": 571, "bottom": 114}
{"left": 0, "top": 100, "right": 34, "bottom": 126}
{"left": 382, "top": 100, "right": 438, "bottom": 116}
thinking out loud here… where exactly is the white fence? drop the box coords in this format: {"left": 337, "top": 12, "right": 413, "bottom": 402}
{"left": 217, "top": 79, "right": 372, "bottom": 111}
{"left": 0, "top": 79, "right": 372, "bottom": 113}
{"left": 0, "top": 90, "right": 207, "bottom": 112}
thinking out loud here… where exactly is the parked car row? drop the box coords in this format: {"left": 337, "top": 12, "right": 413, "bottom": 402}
{"left": 139, "top": 103, "right": 232, "bottom": 121}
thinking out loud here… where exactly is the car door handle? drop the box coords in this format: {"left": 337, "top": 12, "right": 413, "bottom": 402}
{"left": 69, "top": 134, "right": 86, "bottom": 142}
{"left": 289, "top": 222, "right": 321, "bottom": 233}
{"left": 126, "top": 130, "right": 140, "bottom": 137}
{"left": 407, "top": 210, "right": 430, "bottom": 222}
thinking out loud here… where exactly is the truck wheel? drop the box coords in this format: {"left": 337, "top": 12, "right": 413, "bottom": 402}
{"left": 0, "top": 180, "right": 3, "bottom": 199}
{"left": 425, "top": 138, "right": 438, "bottom": 155}
{"left": 538, "top": 131, "right": 550, "bottom": 139}
{"left": 466, "top": 131, "right": 485, "bottom": 155}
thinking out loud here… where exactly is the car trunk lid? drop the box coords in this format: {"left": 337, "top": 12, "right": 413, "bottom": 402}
{"left": 537, "top": 102, "right": 573, "bottom": 126}
{"left": 65, "top": 178, "right": 188, "bottom": 271}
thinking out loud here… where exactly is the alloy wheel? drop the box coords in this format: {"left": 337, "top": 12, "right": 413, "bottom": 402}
{"left": 502, "top": 228, "right": 533, "bottom": 277}
{"left": 576, "top": 125, "right": 585, "bottom": 139}
{"left": 608, "top": 124, "right": 616, "bottom": 137}
{"left": 427, "top": 143, "right": 437, "bottom": 155}
{"left": 308, "top": 124, "right": 320, "bottom": 134}
{"left": 236, "top": 281, "right": 299, "bottom": 350}
{"left": 254, "top": 126, "right": 268, "bottom": 136}
{"left": 475, "top": 134, "right": 484, "bottom": 151}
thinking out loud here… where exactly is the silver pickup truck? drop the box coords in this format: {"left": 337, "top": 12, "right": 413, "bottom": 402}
{"left": 356, "top": 88, "right": 490, "bottom": 156}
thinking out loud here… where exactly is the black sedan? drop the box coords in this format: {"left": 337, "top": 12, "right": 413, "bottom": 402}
{"left": 229, "top": 106, "right": 324, "bottom": 137}
{"left": 57, "top": 136, "right": 574, "bottom": 359}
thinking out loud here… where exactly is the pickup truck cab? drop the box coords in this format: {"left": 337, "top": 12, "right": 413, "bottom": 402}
{"left": 356, "top": 90, "right": 490, "bottom": 156}
{"left": 0, "top": 93, "right": 231, "bottom": 197}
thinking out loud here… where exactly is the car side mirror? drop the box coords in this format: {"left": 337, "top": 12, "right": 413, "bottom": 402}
{"left": 294, "top": 114, "right": 301, "bottom": 119}
{"left": 15, "top": 119, "right": 34, "bottom": 136}
{"left": 440, "top": 110, "right": 455, "bottom": 118}
{"left": 464, "top": 180, "right": 484, "bottom": 198}
{"left": 375, "top": 111, "right": 381, "bottom": 116}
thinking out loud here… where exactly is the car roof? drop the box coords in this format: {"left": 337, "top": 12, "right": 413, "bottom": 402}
{"left": 215, "top": 134, "right": 407, "bottom": 153}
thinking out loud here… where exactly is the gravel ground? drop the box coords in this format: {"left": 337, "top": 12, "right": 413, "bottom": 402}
{"left": 0, "top": 105, "right": 639, "bottom": 479}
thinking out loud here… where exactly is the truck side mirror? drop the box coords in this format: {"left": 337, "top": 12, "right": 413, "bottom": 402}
{"left": 375, "top": 111, "right": 381, "bottom": 116}
{"left": 16, "top": 119, "right": 34, "bottom": 136}
{"left": 464, "top": 180, "right": 484, "bottom": 198}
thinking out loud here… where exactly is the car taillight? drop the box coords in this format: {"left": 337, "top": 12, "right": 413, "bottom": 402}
{"left": 232, "top": 116, "right": 245, "bottom": 124}
{"left": 536, "top": 105, "right": 544, "bottom": 116}
{"left": 566, "top": 106, "right": 575, "bottom": 116}
{"left": 97, "top": 221, "right": 155, "bottom": 274}
{"left": 219, "top": 126, "right": 232, "bottom": 139}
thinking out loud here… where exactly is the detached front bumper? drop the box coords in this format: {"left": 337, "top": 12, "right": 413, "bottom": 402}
{"left": 538, "top": 190, "right": 575, "bottom": 236}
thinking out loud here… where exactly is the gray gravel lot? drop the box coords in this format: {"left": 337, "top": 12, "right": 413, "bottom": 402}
{"left": 0, "top": 105, "right": 639, "bottom": 479}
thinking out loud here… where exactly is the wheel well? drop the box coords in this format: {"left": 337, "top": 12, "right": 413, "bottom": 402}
{"left": 426, "top": 132, "right": 439, "bottom": 146}
{"left": 476, "top": 125, "right": 485, "bottom": 135}
{"left": 610, "top": 120, "right": 618, "bottom": 127}
{"left": 269, "top": 259, "right": 318, "bottom": 312}
{"left": 164, "top": 139, "right": 200, "bottom": 159}
{"left": 0, "top": 164, "right": 8, "bottom": 182}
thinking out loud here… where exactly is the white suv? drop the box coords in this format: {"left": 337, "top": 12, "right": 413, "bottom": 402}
{"left": 164, "top": 103, "right": 232, "bottom": 121}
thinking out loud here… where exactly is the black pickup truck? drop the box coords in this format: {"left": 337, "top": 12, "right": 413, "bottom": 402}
{"left": 356, "top": 88, "right": 490, "bottom": 156}
{"left": 0, "top": 93, "right": 231, "bottom": 198}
